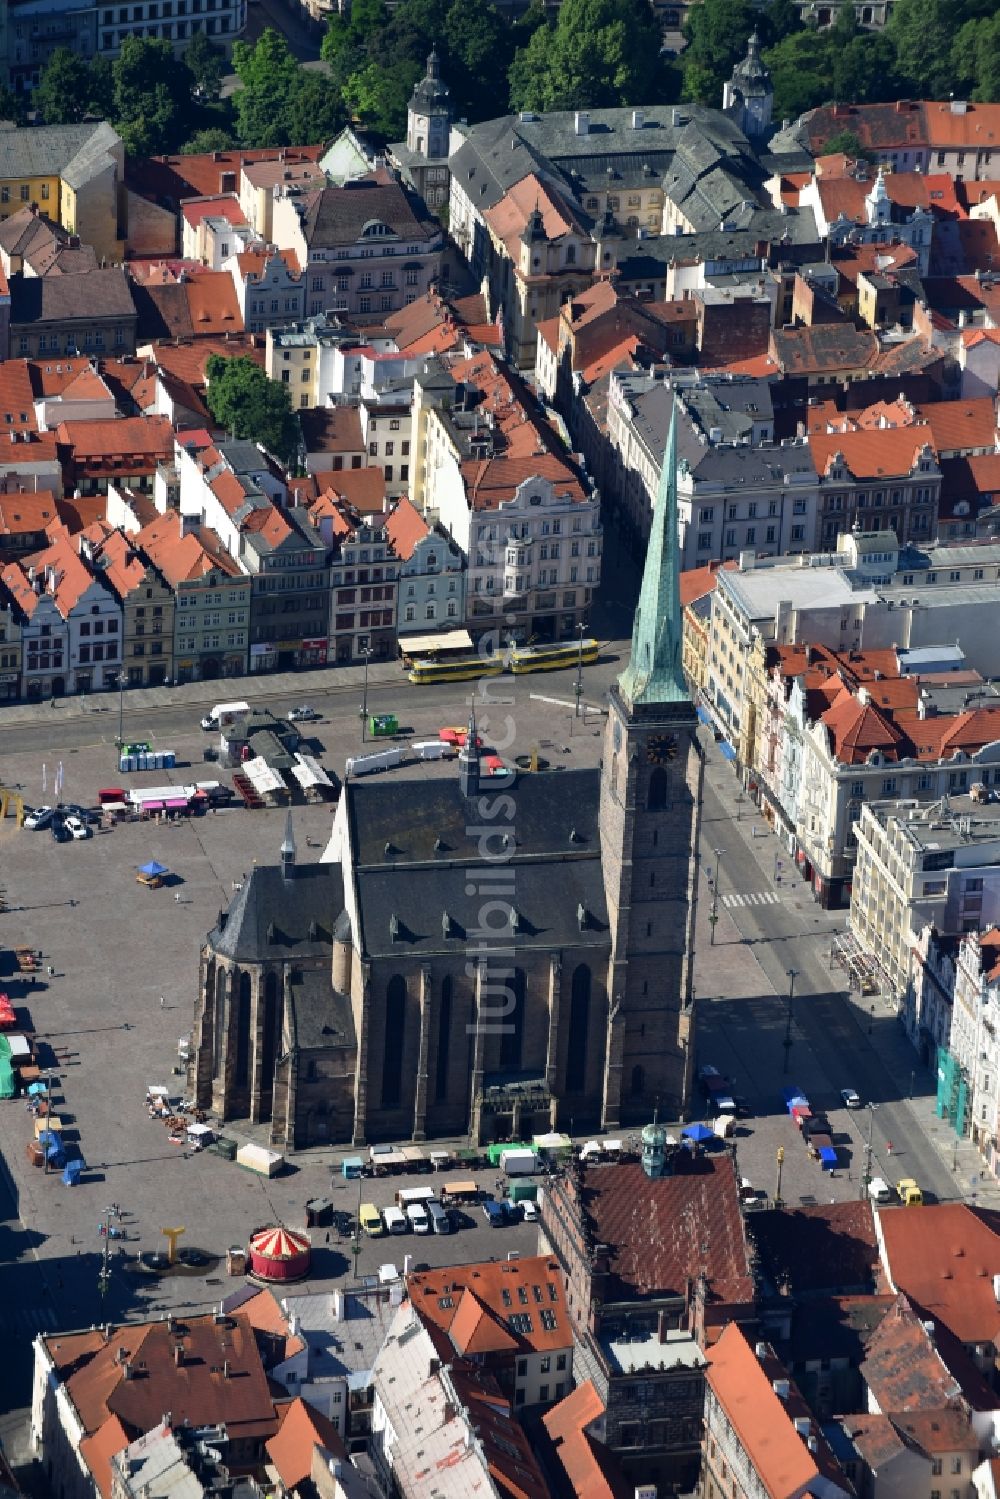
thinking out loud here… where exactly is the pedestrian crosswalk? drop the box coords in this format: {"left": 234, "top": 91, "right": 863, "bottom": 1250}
{"left": 2, "top": 1305, "right": 59, "bottom": 1336}
{"left": 721, "top": 891, "right": 781, "bottom": 909}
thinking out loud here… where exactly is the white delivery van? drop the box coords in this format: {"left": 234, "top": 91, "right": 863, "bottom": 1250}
{"left": 201, "top": 701, "right": 249, "bottom": 731}
{"left": 427, "top": 1200, "right": 451, "bottom": 1235}
{"left": 868, "top": 1177, "right": 893, "bottom": 1204}
{"left": 406, "top": 1203, "right": 431, "bottom": 1234}
{"left": 412, "top": 740, "right": 455, "bottom": 760}
{"left": 382, "top": 1206, "right": 407, "bottom": 1234}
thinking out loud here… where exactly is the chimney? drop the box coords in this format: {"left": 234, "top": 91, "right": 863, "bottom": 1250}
{"left": 173, "top": 1343, "right": 183, "bottom": 1367}
{"left": 657, "top": 1309, "right": 670, "bottom": 1344}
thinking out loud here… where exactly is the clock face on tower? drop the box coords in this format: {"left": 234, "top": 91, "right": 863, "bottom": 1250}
{"left": 646, "top": 734, "right": 679, "bottom": 765}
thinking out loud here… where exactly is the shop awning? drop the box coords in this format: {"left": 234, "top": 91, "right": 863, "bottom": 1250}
{"left": 290, "top": 753, "right": 335, "bottom": 791}
{"left": 141, "top": 801, "right": 165, "bottom": 812}
{"left": 243, "top": 756, "right": 288, "bottom": 796}
{"left": 165, "top": 798, "right": 188, "bottom": 809}
{"left": 696, "top": 704, "right": 713, "bottom": 726}
{"left": 399, "top": 628, "right": 474, "bottom": 654}
{"left": 720, "top": 741, "right": 737, "bottom": 761}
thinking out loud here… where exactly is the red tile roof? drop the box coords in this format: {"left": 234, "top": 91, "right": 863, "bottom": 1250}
{"left": 860, "top": 1294, "right": 966, "bottom": 1413}
{"left": 707, "top": 1326, "right": 852, "bottom": 1499}
{"left": 749, "top": 1201, "right": 880, "bottom": 1295}
{"left": 878, "top": 1203, "right": 1000, "bottom": 1348}
{"left": 0, "top": 490, "right": 58, "bottom": 537}
{"left": 542, "top": 1382, "right": 631, "bottom": 1499}
{"left": 180, "top": 194, "right": 248, "bottom": 230}
{"left": 78, "top": 1413, "right": 130, "bottom": 1499}
{"left": 0, "top": 360, "right": 38, "bottom": 436}
{"left": 127, "top": 146, "right": 324, "bottom": 205}
{"left": 574, "top": 1155, "right": 754, "bottom": 1306}
{"left": 820, "top": 685, "right": 907, "bottom": 764}
{"left": 383, "top": 495, "right": 428, "bottom": 560}
{"left": 809, "top": 426, "right": 934, "bottom": 480}
{"left": 136, "top": 511, "right": 243, "bottom": 585}
{"left": 679, "top": 560, "right": 737, "bottom": 608}
{"left": 408, "top": 1255, "right": 570, "bottom": 1356}
{"left": 265, "top": 1396, "right": 347, "bottom": 1490}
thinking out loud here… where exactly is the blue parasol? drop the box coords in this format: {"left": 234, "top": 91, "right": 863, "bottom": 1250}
{"left": 681, "top": 1122, "right": 715, "bottom": 1143}
{"left": 138, "top": 861, "right": 169, "bottom": 878}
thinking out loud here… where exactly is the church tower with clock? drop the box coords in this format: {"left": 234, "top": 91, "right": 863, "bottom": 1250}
{"left": 599, "top": 399, "right": 703, "bottom": 1127}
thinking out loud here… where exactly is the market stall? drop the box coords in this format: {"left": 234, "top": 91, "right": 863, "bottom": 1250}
{"left": 242, "top": 757, "right": 289, "bottom": 807}
{"left": 289, "top": 753, "right": 337, "bottom": 802}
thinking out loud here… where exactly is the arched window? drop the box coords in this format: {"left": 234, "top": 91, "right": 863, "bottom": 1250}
{"left": 213, "top": 968, "right": 227, "bottom": 1079}
{"left": 235, "top": 971, "right": 252, "bottom": 1089}
{"left": 648, "top": 767, "right": 668, "bottom": 811}
{"left": 566, "top": 964, "right": 591, "bottom": 1093}
{"left": 498, "top": 968, "right": 525, "bottom": 1072}
{"left": 383, "top": 976, "right": 406, "bottom": 1108}
{"left": 435, "top": 977, "right": 452, "bottom": 1103}
{"left": 631, "top": 1064, "right": 645, "bottom": 1097}
{"left": 261, "top": 970, "right": 281, "bottom": 1107}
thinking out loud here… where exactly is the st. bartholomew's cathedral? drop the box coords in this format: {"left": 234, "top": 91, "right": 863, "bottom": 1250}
{"left": 188, "top": 406, "right": 704, "bottom": 1149}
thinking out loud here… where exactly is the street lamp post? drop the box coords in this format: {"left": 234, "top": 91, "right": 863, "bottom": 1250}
{"left": 574, "top": 621, "right": 586, "bottom": 718}
{"left": 774, "top": 1145, "right": 785, "bottom": 1209}
{"left": 782, "top": 967, "right": 798, "bottom": 1074}
{"left": 860, "top": 1101, "right": 878, "bottom": 1201}
{"left": 708, "top": 847, "right": 723, "bottom": 946}
{"left": 359, "top": 646, "right": 373, "bottom": 743}
{"left": 115, "top": 669, "right": 126, "bottom": 764}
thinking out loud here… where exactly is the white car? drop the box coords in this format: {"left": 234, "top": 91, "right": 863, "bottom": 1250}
{"left": 840, "top": 1088, "right": 862, "bottom": 1109}
{"left": 287, "top": 705, "right": 320, "bottom": 722}
{"left": 64, "top": 816, "right": 91, "bottom": 840}
{"left": 521, "top": 1200, "right": 539, "bottom": 1222}
{"left": 24, "top": 805, "right": 54, "bottom": 830}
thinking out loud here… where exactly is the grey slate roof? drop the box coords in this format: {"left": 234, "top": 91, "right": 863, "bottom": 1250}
{"left": 288, "top": 965, "right": 355, "bottom": 1052}
{"left": 208, "top": 861, "right": 344, "bottom": 962}
{"left": 0, "top": 121, "right": 120, "bottom": 191}
{"left": 10, "top": 266, "right": 136, "bottom": 326}
{"left": 297, "top": 178, "right": 439, "bottom": 249}
{"left": 345, "top": 765, "right": 610, "bottom": 959}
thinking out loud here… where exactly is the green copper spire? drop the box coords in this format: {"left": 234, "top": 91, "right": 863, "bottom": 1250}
{"left": 617, "top": 398, "right": 688, "bottom": 708}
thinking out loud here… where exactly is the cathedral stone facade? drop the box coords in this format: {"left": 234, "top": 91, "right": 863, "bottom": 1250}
{"left": 188, "top": 403, "right": 703, "bottom": 1149}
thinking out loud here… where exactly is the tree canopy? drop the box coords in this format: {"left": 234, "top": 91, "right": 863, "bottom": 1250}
{"left": 35, "top": 48, "right": 95, "bottom": 124}
{"left": 112, "top": 36, "right": 195, "bottom": 156}
{"left": 204, "top": 355, "right": 300, "bottom": 466}
{"left": 508, "top": 0, "right": 664, "bottom": 112}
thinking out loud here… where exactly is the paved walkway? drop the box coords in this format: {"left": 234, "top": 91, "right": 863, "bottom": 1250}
{"left": 701, "top": 732, "right": 1000, "bottom": 1208}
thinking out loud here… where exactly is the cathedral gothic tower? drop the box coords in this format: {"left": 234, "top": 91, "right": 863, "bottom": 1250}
{"left": 599, "top": 399, "right": 703, "bottom": 1125}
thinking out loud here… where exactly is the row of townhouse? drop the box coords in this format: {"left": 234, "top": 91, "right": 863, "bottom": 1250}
{"left": 603, "top": 372, "right": 995, "bottom": 569}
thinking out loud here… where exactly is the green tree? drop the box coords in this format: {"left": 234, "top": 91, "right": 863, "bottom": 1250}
{"left": 952, "top": 13, "right": 1000, "bottom": 101}
{"left": 88, "top": 56, "right": 115, "bottom": 118}
{"left": 112, "top": 36, "right": 194, "bottom": 155}
{"left": 445, "top": 0, "right": 514, "bottom": 119}
{"left": 204, "top": 355, "right": 299, "bottom": 465}
{"left": 36, "top": 47, "right": 93, "bottom": 123}
{"left": 182, "top": 126, "right": 235, "bottom": 154}
{"left": 0, "top": 84, "right": 24, "bottom": 126}
{"left": 343, "top": 58, "right": 420, "bottom": 137}
{"left": 231, "top": 30, "right": 303, "bottom": 146}
{"left": 821, "top": 128, "right": 873, "bottom": 160}
{"left": 287, "top": 70, "right": 346, "bottom": 144}
{"left": 885, "top": 0, "right": 958, "bottom": 99}
{"left": 762, "top": 29, "right": 835, "bottom": 120}
{"left": 186, "top": 29, "right": 227, "bottom": 99}
{"left": 680, "top": 0, "right": 754, "bottom": 104}
{"left": 508, "top": 0, "right": 663, "bottom": 112}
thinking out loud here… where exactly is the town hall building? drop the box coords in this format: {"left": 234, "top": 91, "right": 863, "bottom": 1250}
{"left": 187, "top": 406, "right": 704, "bottom": 1149}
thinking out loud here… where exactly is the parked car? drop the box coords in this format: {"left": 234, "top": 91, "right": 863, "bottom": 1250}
{"left": 521, "top": 1200, "right": 539, "bottom": 1222}
{"left": 288, "top": 705, "right": 321, "bottom": 722}
{"left": 24, "top": 805, "right": 54, "bottom": 830}
{"left": 64, "top": 816, "right": 91, "bottom": 840}
{"left": 840, "top": 1088, "right": 861, "bottom": 1109}
{"left": 58, "top": 803, "right": 97, "bottom": 824}
{"left": 51, "top": 817, "right": 72, "bottom": 843}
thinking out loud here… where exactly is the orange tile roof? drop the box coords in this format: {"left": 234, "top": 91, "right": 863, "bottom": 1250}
{"left": 0, "top": 360, "right": 38, "bottom": 436}
{"left": 809, "top": 426, "right": 934, "bottom": 480}
{"left": 136, "top": 510, "right": 243, "bottom": 585}
{"left": 816, "top": 169, "right": 961, "bottom": 225}
{"left": 536, "top": 315, "right": 559, "bottom": 355}
{"left": 128, "top": 146, "right": 324, "bottom": 205}
{"left": 860, "top": 1294, "right": 965, "bottom": 1413}
{"left": 542, "top": 1383, "right": 630, "bottom": 1499}
{"left": 147, "top": 337, "right": 265, "bottom": 387}
{"left": 407, "top": 1255, "right": 571, "bottom": 1355}
{"left": 242, "top": 158, "right": 325, "bottom": 192}
{"left": 820, "top": 685, "right": 907, "bottom": 764}
{"left": 180, "top": 194, "right": 248, "bottom": 230}
{"left": 79, "top": 1413, "right": 130, "bottom": 1499}
{"left": 26, "top": 532, "right": 102, "bottom": 617}
{"left": 679, "top": 560, "right": 737, "bottom": 608}
{"left": 915, "top": 398, "right": 998, "bottom": 455}
{"left": 0, "top": 490, "right": 58, "bottom": 536}
{"left": 384, "top": 495, "right": 428, "bottom": 560}
{"left": 55, "top": 414, "right": 174, "bottom": 463}
{"left": 707, "top": 1326, "right": 850, "bottom": 1499}
{"left": 312, "top": 466, "right": 386, "bottom": 513}
{"left": 300, "top": 406, "right": 363, "bottom": 455}
{"left": 265, "top": 1396, "right": 347, "bottom": 1490}
{"left": 185, "top": 272, "right": 243, "bottom": 336}
{"left": 484, "top": 173, "right": 585, "bottom": 263}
